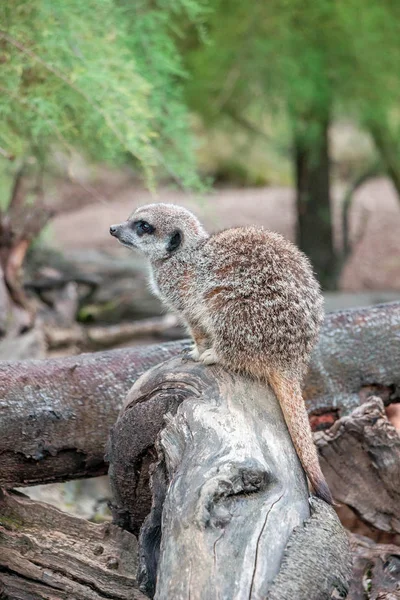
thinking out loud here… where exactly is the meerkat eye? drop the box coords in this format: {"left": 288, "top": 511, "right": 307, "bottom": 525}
{"left": 133, "top": 220, "right": 155, "bottom": 236}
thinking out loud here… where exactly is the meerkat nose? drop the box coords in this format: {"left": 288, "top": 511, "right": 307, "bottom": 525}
{"left": 109, "top": 225, "right": 118, "bottom": 236}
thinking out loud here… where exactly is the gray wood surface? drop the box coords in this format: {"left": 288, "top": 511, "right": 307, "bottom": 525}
{"left": 109, "top": 357, "right": 351, "bottom": 599}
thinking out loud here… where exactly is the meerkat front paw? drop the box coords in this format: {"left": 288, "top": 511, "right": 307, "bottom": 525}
{"left": 187, "top": 346, "right": 201, "bottom": 361}
{"left": 199, "top": 348, "right": 218, "bottom": 365}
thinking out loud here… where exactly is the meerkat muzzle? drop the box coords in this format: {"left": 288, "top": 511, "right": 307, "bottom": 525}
{"left": 109, "top": 224, "right": 120, "bottom": 237}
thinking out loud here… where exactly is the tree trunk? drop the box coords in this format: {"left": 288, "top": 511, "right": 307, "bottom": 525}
{"left": 0, "top": 165, "right": 53, "bottom": 340}
{"left": 108, "top": 357, "right": 351, "bottom": 599}
{"left": 0, "top": 488, "right": 146, "bottom": 600}
{"left": 294, "top": 117, "right": 337, "bottom": 290}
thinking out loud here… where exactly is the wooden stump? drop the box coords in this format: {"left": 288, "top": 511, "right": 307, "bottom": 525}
{"left": 109, "top": 357, "right": 352, "bottom": 599}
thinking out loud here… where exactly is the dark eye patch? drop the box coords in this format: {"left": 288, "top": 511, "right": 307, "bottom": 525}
{"left": 167, "top": 230, "right": 182, "bottom": 253}
{"left": 132, "top": 220, "right": 155, "bottom": 236}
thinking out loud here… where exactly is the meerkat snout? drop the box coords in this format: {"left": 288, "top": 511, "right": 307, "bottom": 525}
{"left": 109, "top": 220, "right": 138, "bottom": 250}
{"left": 109, "top": 224, "right": 120, "bottom": 236}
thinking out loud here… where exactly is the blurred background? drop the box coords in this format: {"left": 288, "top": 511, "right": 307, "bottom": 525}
{"left": 1, "top": 1, "right": 400, "bottom": 528}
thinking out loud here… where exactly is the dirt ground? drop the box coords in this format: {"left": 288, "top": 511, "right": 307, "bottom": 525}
{"left": 51, "top": 176, "right": 400, "bottom": 291}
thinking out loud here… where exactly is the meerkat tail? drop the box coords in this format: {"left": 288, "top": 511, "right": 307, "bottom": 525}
{"left": 268, "top": 371, "right": 333, "bottom": 505}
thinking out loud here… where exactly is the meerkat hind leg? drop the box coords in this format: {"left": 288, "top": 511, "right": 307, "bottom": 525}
{"left": 187, "top": 325, "right": 212, "bottom": 362}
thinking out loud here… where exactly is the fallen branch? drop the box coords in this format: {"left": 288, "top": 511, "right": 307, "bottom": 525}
{"left": 0, "top": 302, "right": 399, "bottom": 491}
{"left": 0, "top": 341, "right": 189, "bottom": 488}
{"left": 303, "top": 301, "right": 400, "bottom": 416}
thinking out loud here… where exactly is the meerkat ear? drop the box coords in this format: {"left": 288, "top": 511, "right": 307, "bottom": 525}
{"left": 167, "top": 230, "right": 182, "bottom": 253}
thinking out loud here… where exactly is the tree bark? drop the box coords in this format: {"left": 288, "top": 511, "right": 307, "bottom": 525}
{"left": 267, "top": 499, "right": 352, "bottom": 600}
{"left": 0, "top": 488, "right": 147, "bottom": 600}
{"left": 349, "top": 534, "right": 400, "bottom": 600}
{"left": 304, "top": 301, "right": 400, "bottom": 419}
{"left": 316, "top": 397, "right": 400, "bottom": 534}
{"left": 0, "top": 165, "right": 53, "bottom": 339}
{"left": 108, "top": 357, "right": 351, "bottom": 599}
{"left": 294, "top": 117, "right": 337, "bottom": 290}
{"left": 0, "top": 340, "right": 189, "bottom": 488}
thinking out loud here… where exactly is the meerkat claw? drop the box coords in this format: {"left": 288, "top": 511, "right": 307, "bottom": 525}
{"left": 199, "top": 348, "right": 218, "bottom": 365}
{"left": 187, "top": 346, "right": 201, "bottom": 361}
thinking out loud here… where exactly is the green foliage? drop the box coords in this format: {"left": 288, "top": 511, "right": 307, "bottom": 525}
{"left": 0, "top": 0, "right": 208, "bottom": 189}
{"left": 182, "top": 0, "right": 400, "bottom": 154}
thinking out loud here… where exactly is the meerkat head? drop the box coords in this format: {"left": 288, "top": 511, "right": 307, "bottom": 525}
{"left": 109, "top": 203, "right": 208, "bottom": 262}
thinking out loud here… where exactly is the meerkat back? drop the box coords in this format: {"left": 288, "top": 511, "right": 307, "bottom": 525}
{"left": 197, "top": 226, "right": 332, "bottom": 503}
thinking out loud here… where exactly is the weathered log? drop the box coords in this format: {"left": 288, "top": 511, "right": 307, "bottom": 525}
{"left": 316, "top": 397, "right": 400, "bottom": 534}
{"left": 108, "top": 358, "right": 351, "bottom": 599}
{"left": 304, "top": 301, "right": 400, "bottom": 416}
{"left": 0, "top": 302, "right": 399, "bottom": 488}
{"left": 348, "top": 534, "right": 400, "bottom": 600}
{"left": 0, "top": 341, "right": 189, "bottom": 488}
{"left": 0, "top": 488, "right": 147, "bottom": 600}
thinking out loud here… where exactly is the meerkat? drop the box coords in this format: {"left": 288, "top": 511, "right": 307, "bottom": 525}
{"left": 110, "top": 203, "right": 332, "bottom": 504}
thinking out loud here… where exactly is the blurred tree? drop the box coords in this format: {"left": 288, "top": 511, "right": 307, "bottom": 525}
{"left": 0, "top": 0, "right": 206, "bottom": 187}
{"left": 181, "top": 0, "right": 400, "bottom": 289}
{"left": 0, "top": 0, "right": 206, "bottom": 338}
